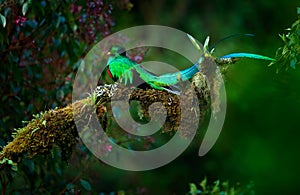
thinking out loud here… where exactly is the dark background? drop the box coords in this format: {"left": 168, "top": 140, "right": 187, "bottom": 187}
{"left": 0, "top": 0, "right": 299, "bottom": 194}
{"left": 110, "top": 1, "right": 300, "bottom": 194}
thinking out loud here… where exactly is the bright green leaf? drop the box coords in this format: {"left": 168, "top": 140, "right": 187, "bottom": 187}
{"left": 212, "top": 180, "right": 220, "bottom": 193}
{"left": 200, "top": 177, "right": 207, "bottom": 191}
{"left": 189, "top": 183, "right": 198, "bottom": 195}
{"left": 0, "top": 14, "right": 6, "bottom": 27}
{"left": 80, "top": 179, "right": 92, "bottom": 191}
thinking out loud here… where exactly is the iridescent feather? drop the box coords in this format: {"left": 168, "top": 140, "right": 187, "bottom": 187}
{"left": 220, "top": 52, "right": 275, "bottom": 61}
{"left": 106, "top": 34, "right": 274, "bottom": 94}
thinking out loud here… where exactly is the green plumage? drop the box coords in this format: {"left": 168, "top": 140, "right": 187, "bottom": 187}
{"left": 106, "top": 35, "right": 275, "bottom": 94}
{"left": 107, "top": 53, "right": 202, "bottom": 93}
{"left": 107, "top": 55, "right": 136, "bottom": 85}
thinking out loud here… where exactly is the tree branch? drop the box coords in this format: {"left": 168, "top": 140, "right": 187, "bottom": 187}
{"left": 0, "top": 71, "right": 211, "bottom": 171}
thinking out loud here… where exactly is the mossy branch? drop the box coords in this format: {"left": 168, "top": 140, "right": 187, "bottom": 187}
{"left": 0, "top": 71, "right": 212, "bottom": 171}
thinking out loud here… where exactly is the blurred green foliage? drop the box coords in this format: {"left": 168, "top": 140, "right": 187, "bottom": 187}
{"left": 0, "top": 0, "right": 116, "bottom": 140}
{"left": 0, "top": 0, "right": 129, "bottom": 193}
{"left": 188, "top": 178, "right": 254, "bottom": 195}
{"left": 270, "top": 9, "right": 300, "bottom": 71}
{"left": 1, "top": 0, "right": 300, "bottom": 194}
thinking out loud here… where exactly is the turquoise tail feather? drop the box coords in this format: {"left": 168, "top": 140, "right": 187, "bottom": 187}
{"left": 220, "top": 53, "right": 275, "bottom": 61}
{"left": 179, "top": 62, "right": 200, "bottom": 81}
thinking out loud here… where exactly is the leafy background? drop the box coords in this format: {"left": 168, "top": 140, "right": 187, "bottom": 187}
{"left": 0, "top": 0, "right": 299, "bottom": 194}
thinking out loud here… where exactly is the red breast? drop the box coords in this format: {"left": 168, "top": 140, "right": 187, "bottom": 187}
{"left": 107, "top": 67, "right": 113, "bottom": 78}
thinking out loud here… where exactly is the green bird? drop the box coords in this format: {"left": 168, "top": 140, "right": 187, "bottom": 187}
{"left": 106, "top": 34, "right": 274, "bottom": 94}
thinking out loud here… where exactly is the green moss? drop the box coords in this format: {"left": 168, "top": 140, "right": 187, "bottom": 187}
{"left": 0, "top": 78, "right": 212, "bottom": 171}
{"left": 0, "top": 101, "right": 83, "bottom": 170}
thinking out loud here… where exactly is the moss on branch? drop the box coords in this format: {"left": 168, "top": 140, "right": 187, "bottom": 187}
{"left": 0, "top": 71, "right": 211, "bottom": 171}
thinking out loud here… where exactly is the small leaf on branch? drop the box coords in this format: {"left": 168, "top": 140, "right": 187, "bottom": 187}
{"left": 0, "top": 14, "right": 6, "bottom": 27}
{"left": 22, "top": 2, "right": 29, "bottom": 16}
{"left": 80, "top": 179, "right": 92, "bottom": 191}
